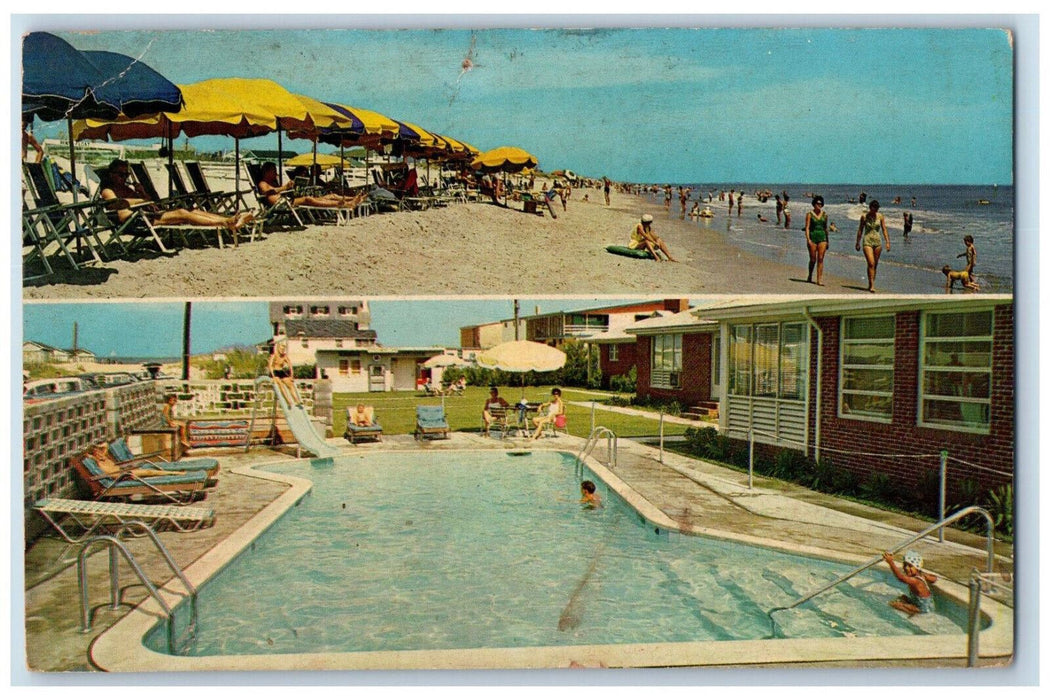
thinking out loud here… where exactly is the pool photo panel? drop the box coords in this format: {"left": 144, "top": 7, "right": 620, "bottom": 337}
{"left": 21, "top": 295, "right": 1014, "bottom": 672}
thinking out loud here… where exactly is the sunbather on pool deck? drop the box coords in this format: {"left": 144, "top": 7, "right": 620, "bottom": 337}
{"left": 350, "top": 404, "right": 373, "bottom": 426}
{"left": 101, "top": 158, "right": 253, "bottom": 232}
{"left": 883, "top": 550, "right": 938, "bottom": 616}
{"left": 629, "top": 214, "right": 678, "bottom": 261}
{"left": 90, "top": 442, "right": 179, "bottom": 479}
{"left": 531, "top": 387, "right": 565, "bottom": 439}
{"left": 256, "top": 162, "right": 368, "bottom": 209}
{"left": 269, "top": 342, "right": 302, "bottom": 408}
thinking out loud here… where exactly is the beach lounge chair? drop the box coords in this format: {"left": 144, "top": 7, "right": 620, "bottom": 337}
{"left": 107, "top": 437, "right": 220, "bottom": 479}
{"left": 165, "top": 162, "right": 229, "bottom": 213}
{"left": 33, "top": 497, "right": 215, "bottom": 545}
{"left": 185, "top": 161, "right": 251, "bottom": 214}
{"left": 245, "top": 162, "right": 306, "bottom": 231}
{"left": 22, "top": 161, "right": 113, "bottom": 269}
{"left": 72, "top": 453, "right": 209, "bottom": 504}
{"left": 414, "top": 405, "right": 450, "bottom": 440}
{"left": 343, "top": 406, "right": 383, "bottom": 444}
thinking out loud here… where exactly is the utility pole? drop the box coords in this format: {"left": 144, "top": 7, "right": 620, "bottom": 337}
{"left": 513, "top": 299, "right": 520, "bottom": 341}
{"left": 182, "top": 302, "right": 192, "bottom": 380}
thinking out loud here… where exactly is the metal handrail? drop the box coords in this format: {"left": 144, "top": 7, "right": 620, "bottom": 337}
{"left": 77, "top": 520, "right": 199, "bottom": 654}
{"left": 766, "top": 506, "right": 997, "bottom": 637}
{"left": 246, "top": 375, "right": 277, "bottom": 452}
{"left": 575, "top": 426, "right": 618, "bottom": 471}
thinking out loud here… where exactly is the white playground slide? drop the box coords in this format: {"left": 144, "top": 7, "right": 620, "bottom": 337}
{"left": 262, "top": 377, "right": 341, "bottom": 458}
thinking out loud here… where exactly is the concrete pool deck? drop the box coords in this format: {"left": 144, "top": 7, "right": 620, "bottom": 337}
{"left": 21, "top": 431, "right": 1014, "bottom": 673}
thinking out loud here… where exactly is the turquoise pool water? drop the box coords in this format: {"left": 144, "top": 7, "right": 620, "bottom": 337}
{"left": 148, "top": 451, "right": 967, "bottom": 657}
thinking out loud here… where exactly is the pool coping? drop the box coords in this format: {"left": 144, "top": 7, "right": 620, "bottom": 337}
{"left": 89, "top": 448, "right": 1014, "bottom": 671}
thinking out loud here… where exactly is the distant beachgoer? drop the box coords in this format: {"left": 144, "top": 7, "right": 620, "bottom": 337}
{"left": 663, "top": 185, "right": 672, "bottom": 211}
{"left": 737, "top": 192, "right": 743, "bottom": 217}
{"left": 756, "top": 213, "right": 768, "bottom": 223}
{"left": 629, "top": 214, "right": 677, "bottom": 262}
{"left": 269, "top": 342, "right": 302, "bottom": 407}
{"left": 883, "top": 551, "right": 937, "bottom": 616}
{"left": 162, "top": 394, "right": 190, "bottom": 449}
{"left": 902, "top": 212, "right": 914, "bottom": 238}
{"left": 603, "top": 177, "right": 611, "bottom": 205}
{"left": 580, "top": 480, "right": 603, "bottom": 509}
{"left": 804, "top": 195, "right": 830, "bottom": 285}
{"left": 679, "top": 186, "right": 689, "bottom": 216}
{"left": 728, "top": 190, "right": 735, "bottom": 211}
{"left": 911, "top": 197, "right": 917, "bottom": 206}
{"left": 858, "top": 191, "right": 867, "bottom": 205}
{"left": 257, "top": 162, "right": 366, "bottom": 210}
{"left": 775, "top": 194, "right": 783, "bottom": 225}
{"left": 958, "top": 234, "right": 977, "bottom": 280}
{"left": 690, "top": 202, "right": 701, "bottom": 218}
{"left": 942, "top": 265, "right": 978, "bottom": 293}
{"left": 856, "top": 200, "right": 890, "bottom": 292}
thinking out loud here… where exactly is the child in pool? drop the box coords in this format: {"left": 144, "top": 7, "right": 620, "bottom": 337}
{"left": 883, "top": 550, "right": 938, "bottom": 616}
{"left": 580, "top": 480, "right": 602, "bottom": 509}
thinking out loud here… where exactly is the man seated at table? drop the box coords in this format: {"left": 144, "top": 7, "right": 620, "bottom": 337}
{"left": 482, "top": 387, "right": 510, "bottom": 436}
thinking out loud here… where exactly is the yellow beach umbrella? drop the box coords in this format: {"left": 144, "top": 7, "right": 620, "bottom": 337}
{"left": 477, "top": 340, "right": 566, "bottom": 373}
{"left": 285, "top": 153, "right": 349, "bottom": 169}
{"left": 471, "top": 146, "right": 538, "bottom": 173}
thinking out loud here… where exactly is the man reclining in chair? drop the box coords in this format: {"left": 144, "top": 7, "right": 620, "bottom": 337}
{"left": 100, "top": 159, "right": 254, "bottom": 233}
{"left": 256, "top": 162, "right": 368, "bottom": 210}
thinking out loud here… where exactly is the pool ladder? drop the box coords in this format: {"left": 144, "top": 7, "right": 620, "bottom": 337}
{"left": 575, "top": 426, "right": 618, "bottom": 473}
{"left": 765, "top": 506, "right": 997, "bottom": 641}
{"left": 77, "top": 520, "right": 199, "bottom": 655}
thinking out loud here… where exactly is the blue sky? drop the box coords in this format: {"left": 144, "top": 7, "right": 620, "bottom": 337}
{"left": 27, "top": 25, "right": 1015, "bottom": 185}
{"left": 22, "top": 298, "right": 643, "bottom": 357}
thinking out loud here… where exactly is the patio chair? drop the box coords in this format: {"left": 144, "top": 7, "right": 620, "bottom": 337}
{"left": 22, "top": 161, "right": 113, "bottom": 269}
{"left": 542, "top": 413, "right": 569, "bottom": 438}
{"left": 343, "top": 406, "right": 383, "bottom": 444}
{"left": 108, "top": 437, "right": 220, "bottom": 478}
{"left": 483, "top": 404, "right": 511, "bottom": 438}
{"left": 245, "top": 162, "right": 306, "bottom": 231}
{"left": 414, "top": 405, "right": 450, "bottom": 440}
{"left": 72, "top": 453, "right": 209, "bottom": 504}
{"left": 165, "top": 162, "right": 228, "bottom": 212}
{"left": 33, "top": 497, "right": 215, "bottom": 546}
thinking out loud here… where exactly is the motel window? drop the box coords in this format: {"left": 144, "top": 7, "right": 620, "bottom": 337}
{"left": 728, "top": 322, "right": 807, "bottom": 399}
{"left": 335, "top": 339, "right": 344, "bottom": 348}
{"left": 608, "top": 344, "right": 619, "bottom": 362}
{"left": 350, "top": 359, "right": 362, "bottom": 375}
{"left": 338, "top": 306, "right": 358, "bottom": 316}
{"left": 338, "top": 359, "right": 349, "bottom": 376}
{"left": 920, "top": 310, "right": 993, "bottom": 432}
{"left": 839, "top": 316, "right": 895, "bottom": 421}
{"left": 650, "top": 334, "right": 682, "bottom": 389}
{"left": 311, "top": 305, "right": 329, "bottom": 316}
{"left": 283, "top": 305, "right": 302, "bottom": 316}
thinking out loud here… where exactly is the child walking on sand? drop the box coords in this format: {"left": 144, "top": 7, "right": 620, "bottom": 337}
{"left": 883, "top": 551, "right": 938, "bottom": 616}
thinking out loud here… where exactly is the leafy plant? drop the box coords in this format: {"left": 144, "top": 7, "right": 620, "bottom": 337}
{"left": 987, "top": 484, "right": 1013, "bottom": 538}
{"left": 859, "top": 472, "right": 895, "bottom": 502}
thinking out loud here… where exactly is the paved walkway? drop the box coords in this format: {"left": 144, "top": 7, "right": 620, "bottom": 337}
{"left": 565, "top": 399, "right": 715, "bottom": 427}
{"left": 21, "top": 431, "right": 1013, "bottom": 671}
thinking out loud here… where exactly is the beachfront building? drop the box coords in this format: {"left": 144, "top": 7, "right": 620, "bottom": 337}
{"left": 269, "top": 301, "right": 373, "bottom": 367}
{"left": 626, "top": 296, "right": 1013, "bottom": 493}
{"left": 460, "top": 320, "right": 507, "bottom": 350}
{"left": 22, "top": 340, "right": 96, "bottom": 365}
{"left": 315, "top": 346, "right": 446, "bottom": 393}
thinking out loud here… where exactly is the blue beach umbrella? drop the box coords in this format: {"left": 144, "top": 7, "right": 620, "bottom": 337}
{"left": 81, "top": 49, "right": 183, "bottom": 119}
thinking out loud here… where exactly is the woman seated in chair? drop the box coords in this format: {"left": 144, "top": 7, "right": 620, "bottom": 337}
{"left": 256, "top": 162, "right": 367, "bottom": 209}
{"left": 531, "top": 387, "right": 565, "bottom": 440}
{"left": 100, "top": 158, "right": 253, "bottom": 232}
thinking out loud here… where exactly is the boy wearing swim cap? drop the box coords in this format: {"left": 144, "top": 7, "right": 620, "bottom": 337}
{"left": 883, "top": 550, "right": 938, "bottom": 615}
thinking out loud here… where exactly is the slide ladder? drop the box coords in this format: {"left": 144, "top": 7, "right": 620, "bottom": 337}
{"left": 248, "top": 376, "right": 340, "bottom": 458}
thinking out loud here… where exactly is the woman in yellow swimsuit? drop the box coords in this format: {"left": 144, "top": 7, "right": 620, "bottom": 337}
{"left": 855, "top": 200, "right": 890, "bottom": 292}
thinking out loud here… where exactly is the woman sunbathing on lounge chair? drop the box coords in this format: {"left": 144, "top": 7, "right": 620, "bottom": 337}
{"left": 101, "top": 159, "right": 253, "bottom": 232}
{"left": 256, "top": 162, "right": 368, "bottom": 209}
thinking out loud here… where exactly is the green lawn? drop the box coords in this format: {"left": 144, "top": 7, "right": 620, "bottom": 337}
{"left": 332, "top": 385, "right": 689, "bottom": 439}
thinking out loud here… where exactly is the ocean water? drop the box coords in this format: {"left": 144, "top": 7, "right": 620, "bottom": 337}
{"left": 647, "top": 184, "right": 1014, "bottom": 293}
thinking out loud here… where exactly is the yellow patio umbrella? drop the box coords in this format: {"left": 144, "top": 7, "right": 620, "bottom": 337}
{"left": 471, "top": 146, "right": 538, "bottom": 173}
{"left": 477, "top": 340, "right": 567, "bottom": 400}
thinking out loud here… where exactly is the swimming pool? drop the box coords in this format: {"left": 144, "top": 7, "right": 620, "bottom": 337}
{"left": 92, "top": 449, "right": 1012, "bottom": 670}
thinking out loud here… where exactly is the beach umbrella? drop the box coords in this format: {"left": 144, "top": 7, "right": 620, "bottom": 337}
{"left": 471, "top": 146, "right": 538, "bottom": 173}
{"left": 423, "top": 354, "right": 472, "bottom": 369}
{"left": 285, "top": 153, "right": 349, "bottom": 169}
{"left": 477, "top": 340, "right": 566, "bottom": 399}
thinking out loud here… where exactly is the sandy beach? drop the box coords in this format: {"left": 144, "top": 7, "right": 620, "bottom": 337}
{"left": 25, "top": 192, "right": 924, "bottom": 299}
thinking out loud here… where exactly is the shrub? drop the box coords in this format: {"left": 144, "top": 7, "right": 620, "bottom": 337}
{"left": 771, "top": 449, "right": 811, "bottom": 481}
{"left": 858, "top": 472, "right": 895, "bottom": 502}
{"left": 987, "top": 484, "right": 1013, "bottom": 538}
{"left": 609, "top": 367, "right": 637, "bottom": 393}
{"left": 293, "top": 363, "right": 316, "bottom": 379}
{"left": 808, "top": 457, "right": 839, "bottom": 493}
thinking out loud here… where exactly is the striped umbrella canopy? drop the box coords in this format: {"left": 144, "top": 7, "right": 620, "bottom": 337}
{"left": 471, "top": 146, "right": 538, "bottom": 173}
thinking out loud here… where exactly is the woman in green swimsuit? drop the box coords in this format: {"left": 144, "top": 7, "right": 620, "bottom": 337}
{"left": 855, "top": 199, "right": 890, "bottom": 292}
{"left": 805, "top": 195, "right": 830, "bottom": 285}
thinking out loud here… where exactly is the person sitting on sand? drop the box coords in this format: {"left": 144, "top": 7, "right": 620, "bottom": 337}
{"left": 942, "top": 265, "right": 979, "bottom": 293}
{"left": 883, "top": 551, "right": 937, "bottom": 616}
{"left": 161, "top": 394, "right": 190, "bottom": 450}
{"left": 629, "top": 214, "right": 678, "bottom": 261}
{"left": 269, "top": 341, "right": 302, "bottom": 407}
{"left": 100, "top": 158, "right": 253, "bottom": 233}
{"left": 256, "top": 162, "right": 367, "bottom": 210}
{"left": 580, "top": 480, "right": 603, "bottom": 509}
{"left": 531, "top": 387, "right": 565, "bottom": 440}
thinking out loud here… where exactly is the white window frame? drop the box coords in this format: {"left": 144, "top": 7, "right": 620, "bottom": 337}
{"left": 608, "top": 344, "right": 619, "bottom": 362}
{"left": 650, "top": 334, "right": 682, "bottom": 389}
{"left": 838, "top": 315, "right": 895, "bottom": 423}
{"left": 918, "top": 309, "right": 993, "bottom": 434}
{"left": 727, "top": 321, "right": 807, "bottom": 400}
